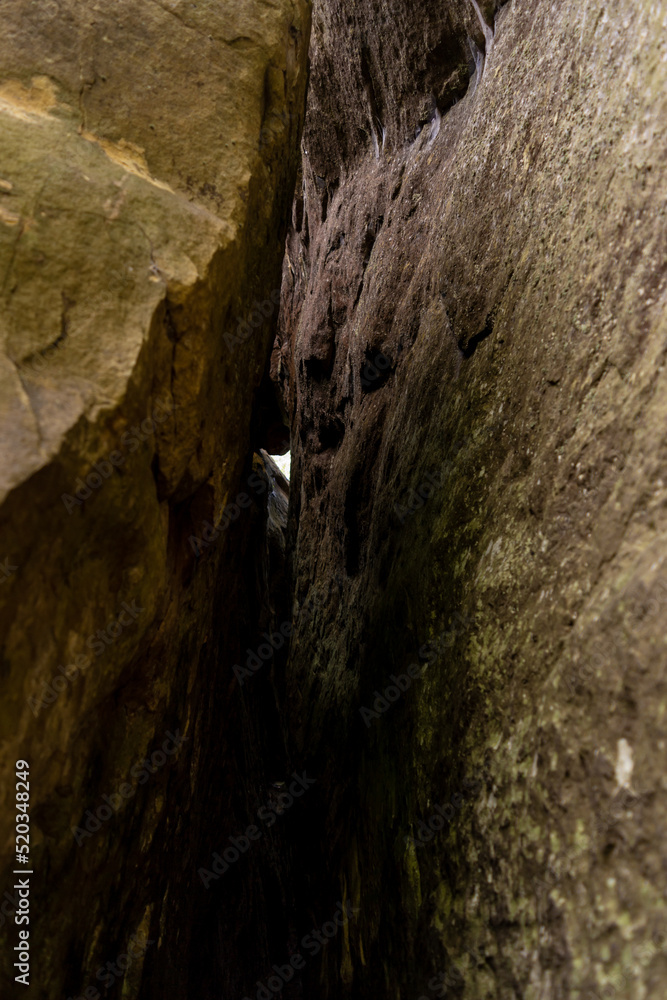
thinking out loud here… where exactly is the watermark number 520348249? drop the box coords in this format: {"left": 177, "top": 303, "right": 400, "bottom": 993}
{"left": 13, "top": 759, "right": 32, "bottom": 986}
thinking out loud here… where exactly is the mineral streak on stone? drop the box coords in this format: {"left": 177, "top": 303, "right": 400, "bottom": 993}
{"left": 0, "top": 0, "right": 310, "bottom": 995}
{"left": 275, "top": 0, "right": 667, "bottom": 996}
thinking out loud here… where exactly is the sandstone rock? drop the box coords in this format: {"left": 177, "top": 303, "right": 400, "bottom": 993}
{"left": 3, "top": 0, "right": 667, "bottom": 995}
{"left": 0, "top": 0, "right": 310, "bottom": 995}
{"left": 276, "top": 0, "right": 667, "bottom": 996}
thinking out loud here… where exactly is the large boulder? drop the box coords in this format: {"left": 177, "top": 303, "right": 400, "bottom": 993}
{"left": 0, "top": 1, "right": 310, "bottom": 996}
{"left": 276, "top": 0, "right": 667, "bottom": 996}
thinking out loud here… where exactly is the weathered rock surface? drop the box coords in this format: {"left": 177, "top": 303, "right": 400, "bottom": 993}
{"left": 276, "top": 0, "right": 667, "bottom": 996}
{"left": 0, "top": 1, "right": 310, "bottom": 996}
{"left": 3, "top": 0, "right": 667, "bottom": 995}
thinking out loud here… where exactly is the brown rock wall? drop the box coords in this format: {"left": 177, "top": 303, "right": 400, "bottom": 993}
{"left": 276, "top": 0, "right": 667, "bottom": 996}
{"left": 0, "top": 1, "right": 310, "bottom": 996}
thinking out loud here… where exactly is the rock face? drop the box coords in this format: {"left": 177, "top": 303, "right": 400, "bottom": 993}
{"left": 275, "top": 0, "right": 667, "bottom": 996}
{"left": 2, "top": 0, "right": 667, "bottom": 996}
{"left": 0, "top": 1, "right": 310, "bottom": 996}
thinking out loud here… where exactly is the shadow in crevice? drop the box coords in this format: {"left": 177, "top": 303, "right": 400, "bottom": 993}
{"left": 459, "top": 313, "right": 494, "bottom": 359}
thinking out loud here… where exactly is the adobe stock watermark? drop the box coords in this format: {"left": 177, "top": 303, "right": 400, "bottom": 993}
{"left": 65, "top": 931, "right": 154, "bottom": 1000}
{"left": 359, "top": 611, "right": 475, "bottom": 728}
{"left": 394, "top": 418, "right": 504, "bottom": 525}
{"left": 0, "top": 882, "right": 31, "bottom": 932}
{"left": 198, "top": 772, "right": 316, "bottom": 888}
{"left": 416, "top": 944, "right": 486, "bottom": 999}
{"left": 224, "top": 289, "right": 282, "bottom": 353}
{"left": 27, "top": 599, "right": 144, "bottom": 717}
{"left": 243, "top": 901, "right": 360, "bottom": 1000}
{"left": 17, "top": 321, "right": 68, "bottom": 378}
{"left": 232, "top": 622, "right": 295, "bottom": 685}
{"left": 405, "top": 774, "right": 487, "bottom": 851}
{"left": 394, "top": 452, "right": 463, "bottom": 524}
{"left": 361, "top": 352, "right": 392, "bottom": 391}
{"left": 0, "top": 557, "right": 18, "bottom": 585}
{"left": 189, "top": 468, "right": 270, "bottom": 557}
{"left": 72, "top": 730, "right": 188, "bottom": 846}
{"left": 233, "top": 588, "right": 323, "bottom": 687}
{"left": 61, "top": 395, "right": 179, "bottom": 514}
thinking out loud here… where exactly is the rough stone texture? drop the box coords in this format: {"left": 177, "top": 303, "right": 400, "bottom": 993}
{"left": 0, "top": 1, "right": 310, "bottom": 996}
{"left": 276, "top": 0, "right": 667, "bottom": 997}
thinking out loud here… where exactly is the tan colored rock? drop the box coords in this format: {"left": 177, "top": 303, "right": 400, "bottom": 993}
{"left": 0, "top": 0, "right": 309, "bottom": 994}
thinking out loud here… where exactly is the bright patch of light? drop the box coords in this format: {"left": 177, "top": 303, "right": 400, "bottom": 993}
{"left": 270, "top": 452, "right": 291, "bottom": 481}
